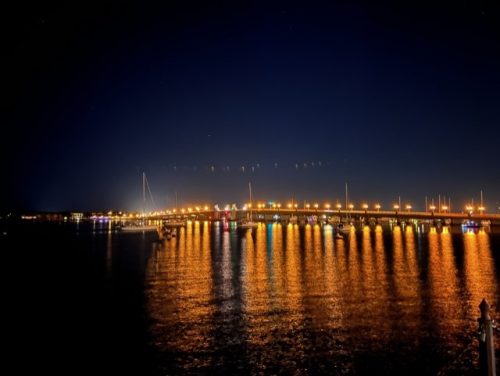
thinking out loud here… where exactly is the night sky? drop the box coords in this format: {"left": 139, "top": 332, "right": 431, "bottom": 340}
{"left": 3, "top": 1, "right": 500, "bottom": 212}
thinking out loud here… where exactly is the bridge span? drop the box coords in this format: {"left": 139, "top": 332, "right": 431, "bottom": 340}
{"left": 156, "top": 208, "right": 500, "bottom": 224}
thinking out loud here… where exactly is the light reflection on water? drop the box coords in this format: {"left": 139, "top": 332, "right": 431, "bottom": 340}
{"left": 145, "top": 222, "right": 499, "bottom": 374}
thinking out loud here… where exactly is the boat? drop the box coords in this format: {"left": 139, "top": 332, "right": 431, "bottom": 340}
{"left": 121, "top": 172, "right": 159, "bottom": 233}
{"left": 238, "top": 182, "right": 259, "bottom": 229}
{"left": 163, "top": 220, "right": 185, "bottom": 228}
{"left": 335, "top": 183, "right": 353, "bottom": 236}
{"left": 121, "top": 222, "right": 158, "bottom": 232}
{"left": 462, "top": 220, "right": 480, "bottom": 228}
{"left": 164, "top": 227, "right": 177, "bottom": 239}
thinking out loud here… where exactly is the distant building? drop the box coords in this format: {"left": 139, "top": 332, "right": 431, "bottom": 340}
{"left": 70, "top": 212, "right": 83, "bottom": 221}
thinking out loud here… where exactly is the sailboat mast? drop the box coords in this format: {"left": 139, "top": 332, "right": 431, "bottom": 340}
{"left": 143, "top": 172, "right": 146, "bottom": 217}
{"left": 249, "top": 182, "right": 253, "bottom": 220}
{"left": 345, "top": 183, "right": 348, "bottom": 217}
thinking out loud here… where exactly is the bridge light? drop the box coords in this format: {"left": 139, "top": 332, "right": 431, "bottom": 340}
{"left": 324, "top": 203, "right": 330, "bottom": 210}
{"left": 348, "top": 204, "right": 354, "bottom": 210}
{"left": 362, "top": 204, "right": 368, "bottom": 210}
{"left": 375, "top": 204, "right": 381, "bottom": 211}
{"left": 336, "top": 203, "right": 342, "bottom": 209}
{"left": 429, "top": 205, "right": 436, "bottom": 211}
{"left": 393, "top": 204, "right": 399, "bottom": 210}
{"left": 405, "top": 204, "right": 412, "bottom": 212}
{"left": 441, "top": 205, "right": 448, "bottom": 212}
{"left": 287, "top": 203, "right": 292, "bottom": 209}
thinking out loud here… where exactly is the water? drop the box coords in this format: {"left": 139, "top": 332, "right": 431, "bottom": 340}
{"left": 4, "top": 221, "right": 500, "bottom": 375}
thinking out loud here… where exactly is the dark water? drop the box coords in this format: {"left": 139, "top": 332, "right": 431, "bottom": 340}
{"left": 3, "top": 221, "right": 500, "bottom": 375}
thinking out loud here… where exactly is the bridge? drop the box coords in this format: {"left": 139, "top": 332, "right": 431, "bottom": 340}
{"left": 157, "top": 208, "right": 500, "bottom": 225}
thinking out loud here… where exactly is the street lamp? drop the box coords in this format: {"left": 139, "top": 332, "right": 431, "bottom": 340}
{"left": 375, "top": 204, "right": 381, "bottom": 212}
{"left": 478, "top": 206, "right": 485, "bottom": 215}
{"left": 325, "top": 203, "right": 330, "bottom": 210}
{"left": 306, "top": 203, "right": 310, "bottom": 210}
{"left": 441, "top": 205, "right": 448, "bottom": 213}
{"left": 429, "top": 205, "right": 436, "bottom": 213}
{"left": 348, "top": 204, "right": 354, "bottom": 211}
{"left": 393, "top": 204, "right": 399, "bottom": 213}
{"left": 405, "top": 204, "right": 412, "bottom": 212}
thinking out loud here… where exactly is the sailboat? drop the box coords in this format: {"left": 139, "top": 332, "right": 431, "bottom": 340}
{"left": 121, "top": 172, "right": 159, "bottom": 233}
{"left": 238, "top": 182, "right": 259, "bottom": 229}
{"left": 336, "top": 183, "right": 353, "bottom": 237}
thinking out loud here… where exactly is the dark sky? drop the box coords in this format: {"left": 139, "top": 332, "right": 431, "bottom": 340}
{"left": 3, "top": 0, "right": 500, "bottom": 212}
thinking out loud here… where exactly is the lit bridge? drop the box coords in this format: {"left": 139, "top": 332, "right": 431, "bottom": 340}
{"left": 154, "top": 208, "right": 500, "bottom": 225}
